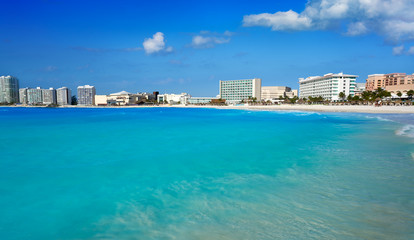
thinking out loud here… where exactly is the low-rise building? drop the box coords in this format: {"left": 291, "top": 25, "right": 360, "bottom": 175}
{"left": 188, "top": 97, "right": 219, "bottom": 104}
{"left": 157, "top": 93, "right": 190, "bottom": 104}
{"left": 354, "top": 83, "right": 366, "bottom": 96}
{"left": 261, "top": 86, "right": 297, "bottom": 101}
{"left": 108, "top": 91, "right": 138, "bottom": 105}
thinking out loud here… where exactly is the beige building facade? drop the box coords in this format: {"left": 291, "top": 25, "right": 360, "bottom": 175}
{"left": 365, "top": 73, "right": 414, "bottom": 93}
{"left": 261, "top": 86, "right": 297, "bottom": 100}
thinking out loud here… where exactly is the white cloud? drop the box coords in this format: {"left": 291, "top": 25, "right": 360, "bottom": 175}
{"left": 243, "top": 10, "right": 312, "bottom": 31}
{"left": 346, "top": 22, "right": 368, "bottom": 36}
{"left": 392, "top": 45, "right": 404, "bottom": 55}
{"left": 408, "top": 46, "right": 414, "bottom": 55}
{"left": 243, "top": 0, "right": 414, "bottom": 42}
{"left": 143, "top": 32, "right": 173, "bottom": 54}
{"left": 190, "top": 31, "right": 232, "bottom": 48}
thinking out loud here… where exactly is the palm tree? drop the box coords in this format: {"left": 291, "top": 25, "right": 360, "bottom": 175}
{"left": 407, "top": 90, "right": 414, "bottom": 100}
{"left": 397, "top": 91, "right": 402, "bottom": 98}
{"left": 338, "top": 92, "right": 346, "bottom": 101}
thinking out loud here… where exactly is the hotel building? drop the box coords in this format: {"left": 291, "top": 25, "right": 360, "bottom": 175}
{"left": 77, "top": 85, "right": 96, "bottom": 105}
{"left": 27, "top": 87, "right": 43, "bottom": 105}
{"left": 0, "top": 75, "right": 19, "bottom": 104}
{"left": 261, "top": 86, "right": 297, "bottom": 101}
{"left": 157, "top": 93, "right": 190, "bottom": 104}
{"left": 56, "top": 87, "right": 72, "bottom": 105}
{"left": 188, "top": 96, "right": 219, "bottom": 104}
{"left": 42, "top": 88, "right": 57, "bottom": 105}
{"left": 219, "top": 78, "right": 261, "bottom": 103}
{"left": 365, "top": 73, "right": 414, "bottom": 94}
{"left": 19, "top": 88, "right": 29, "bottom": 104}
{"left": 299, "top": 73, "right": 357, "bottom": 101}
{"left": 95, "top": 91, "right": 139, "bottom": 106}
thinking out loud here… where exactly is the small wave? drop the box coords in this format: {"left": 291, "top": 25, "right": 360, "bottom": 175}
{"left": 365, "top": 116, "right": 394, "bottom": 122}
{"left": 395, "top": 125, "right": 414, "bottom": 138}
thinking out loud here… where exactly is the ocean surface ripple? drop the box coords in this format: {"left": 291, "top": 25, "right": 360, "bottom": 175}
{"left": 0, "top": 107, "right": 413, "bottom": 240}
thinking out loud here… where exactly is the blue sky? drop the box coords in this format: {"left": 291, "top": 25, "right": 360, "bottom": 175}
{"left": 1, "top": 0, "right": 413, "bottom": 96}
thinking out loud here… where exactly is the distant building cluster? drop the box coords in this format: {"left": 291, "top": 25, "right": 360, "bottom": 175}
{"left": 1, "top": 71, "right": 413, "bottom": 106}
{"left": 95, "top": 91, "right": 158, "bottom": 106}
{"left": 0, "top": 75, "right": 72, "bottom": 105}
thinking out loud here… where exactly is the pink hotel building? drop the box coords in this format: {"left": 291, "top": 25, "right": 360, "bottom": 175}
{"left": 365, "top": 73, "right": 414, "bottom": 93}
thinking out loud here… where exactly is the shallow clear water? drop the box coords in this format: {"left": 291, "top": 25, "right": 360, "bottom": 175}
{"left": 0, "top": 107, "right": 413, "bottom": 240}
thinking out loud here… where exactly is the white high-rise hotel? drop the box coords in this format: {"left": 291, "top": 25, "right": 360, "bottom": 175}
{"left": 0, "top": 75, "right": 19, "bottom": 104}
{"left": 57, "top": 87, "right": 72, "bottom": 105}
{"left": 219, "top": 78, "right": 261, "bottom": 103}
{"left": 299, "top": 73, "right": 357, "bottom": 101}
{"left": 77, "top": 85, "right": 96, "bottom": 105}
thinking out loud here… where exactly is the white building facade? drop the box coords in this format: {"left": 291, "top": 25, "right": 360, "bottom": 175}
{"left": 299, "top": 73, "right": 357, "bottom": 101}
{"left": 157, "top": 93, "right": 190, "bottom": 104}
{"left": 57, "top": 87, "right": 72, "bottom": 105}
{"left": 42, "top": 88, "right": 57, "bottom": 105}
{"left": 0, "top": 75, "right": 19, "bottom": 104}
{"left": 27, "top": 87, "right": 43, "bottom": 105}
{"left": 77, "top": 85, "right": 96, "bottom": 105}
{"left": 19, "top": 88, "right": 29, "bottom": 104}
{"left": 188, "top": 97, "right": 219, "bottom": 104}
{"left": 219, "top": 78, "right": 261, "bottom": 103}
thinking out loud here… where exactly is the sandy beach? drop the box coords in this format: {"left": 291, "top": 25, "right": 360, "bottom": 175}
{"left": 4, "top": 104, "right": 414, "bottom": 113}
{"left": 212, "top": 104, "right": 414, "bottom": 114}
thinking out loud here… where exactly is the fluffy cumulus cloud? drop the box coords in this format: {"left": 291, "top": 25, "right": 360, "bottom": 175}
{"left": 243, "top": 0, "right": 414, "bottom": 43}
{"left": 392, "top": 45, "right": 404, "bottom": 55}
{"left": 408, "top": 46, "right": 414, "bottom": 55}
{"left": 143, "top": 32, "right": 173, "bottom": 54}
{"left": 191, "top": 31, "right": 233, "bottom": 48}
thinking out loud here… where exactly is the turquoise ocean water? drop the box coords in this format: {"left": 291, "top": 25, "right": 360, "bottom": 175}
{"left": 0, "top": 107, "right": 413, "bottom": 239}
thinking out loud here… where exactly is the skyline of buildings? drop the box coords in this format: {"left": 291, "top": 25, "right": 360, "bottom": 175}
{"left": 1, "top": 71, "right": 414, "bottom": 105}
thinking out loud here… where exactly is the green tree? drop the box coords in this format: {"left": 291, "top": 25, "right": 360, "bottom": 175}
{"left": 361, "top": 91, "right": 371, "bottom": 101}
{"left": 71, "top": 96, "right": 77, "bottom": 105}
{"left": 338, "top": 92, "right": 346, "bottom": 101}
{"left": 407, "top": 90, "right": 414, "bottom": 100}
{"left": 289, "top": 96, "right": 299, "bottom": 104}
{"left": 397, "top": 91, "right": 402, "bottom": 98}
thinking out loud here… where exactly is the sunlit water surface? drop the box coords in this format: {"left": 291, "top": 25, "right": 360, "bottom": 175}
{"left": 0, "top": 107, "right": 413, "bottom": 239}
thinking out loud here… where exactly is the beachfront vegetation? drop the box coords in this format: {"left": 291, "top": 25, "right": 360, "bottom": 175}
{"left": 71, "top": 96, "right": 77, "bottom": 105}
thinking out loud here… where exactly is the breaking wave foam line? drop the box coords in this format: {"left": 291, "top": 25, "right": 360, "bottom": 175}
{"left": 395, "top": 125, "right": 414, "bottom": 139}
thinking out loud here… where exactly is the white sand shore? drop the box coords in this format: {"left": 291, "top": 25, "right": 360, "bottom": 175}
{"left": 211, "top": 104, "right": 414, "bottom": 114}
{"left": 4, "top": 104, "right": 414, "bottom": 114}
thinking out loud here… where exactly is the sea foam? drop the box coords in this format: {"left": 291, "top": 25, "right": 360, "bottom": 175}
{"left": 395, "top": 124, "right": 414, "bottom": 139}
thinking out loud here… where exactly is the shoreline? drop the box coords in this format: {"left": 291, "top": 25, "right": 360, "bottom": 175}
{"left": 2, "top": 104, "right": 414, "bottom": 114}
